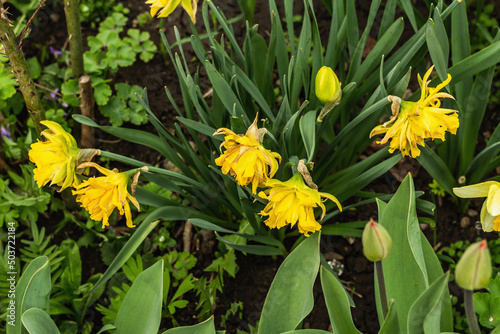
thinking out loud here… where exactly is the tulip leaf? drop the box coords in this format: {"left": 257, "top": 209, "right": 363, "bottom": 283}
{"left": 215, "top": 233, "right": 284, "bottom": 256}
{"left": 378, "top": 300, "right": 399, "bottom": 334}
{"left": 162, "top": 316, "right": 215, "bottom": 334}
{"left": 320, "top": 266, "right": 362, "bottom": 334}
{"left": 378, "top": 174, "right": 428, "bottom": 331}
{"left": 281, "top": 330, "right": 333, "bottom": 334}
{"left": 258, "top": 233, "right": 320, "bottom": 334}
{"left": 21, "top": 308, "right": 60, "bottom": 334}
{"left": 7, "top": 256, "right": 51, "bottom": 334}
{"left": 407, "top": 272, "right": 450, "bottom": 334}
{"left": 115, "top": 260, "right": 164, "bottom": 334}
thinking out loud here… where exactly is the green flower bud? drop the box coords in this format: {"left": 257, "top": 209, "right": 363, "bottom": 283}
{"left": 362, "top": 218, "right": 393, "bottom": 262}
{"left": 455, "top": 240, "right": 492, "bottom": 291}
{"left": 315, "top": 66, "right": 341, "bottom": 105}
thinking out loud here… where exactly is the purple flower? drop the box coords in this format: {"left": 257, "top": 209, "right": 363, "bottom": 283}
{"left": 1, "top": 125, "right": 12, "bottom": 141}
{"left": 49, "top": 46, "right": 62, "bottom": 56}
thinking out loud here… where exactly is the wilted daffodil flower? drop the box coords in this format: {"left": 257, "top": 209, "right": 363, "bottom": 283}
{"left": 370, "top": 66, "right": 459, "bottom": 158}
{"left": 315, "top": 66, "right": 342, "bottom": 122}
{"left": 455, "top": 240, "right": 492, "bottom": 291}
{"left": 362, "top": 218, "right": 393, "bottom": 262}
{"left": 214, "top": 116, "right": 281, "bottom": 194}
{"left": 453, "top": 181, "right": 500, "bottom": 232}
{"left": 29, "top": 120, "right": 81, "bottom": 191}
{"left": 258, "top": 173, "right": 342, "bottom": 237}
{"left": 145, "top": 0, "right": 198, "bottom": 23}
{"left": 73, "top": 163, "right": 144, "bottom": 229}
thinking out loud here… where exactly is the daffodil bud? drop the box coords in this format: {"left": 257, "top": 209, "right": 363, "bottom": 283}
{"left": 362, "top": 219, "right": 393, "bottom": 262}
{"left": 455, "top": 240, "right": 492, "bottom": 291}
{"left": 315, "top": 66, "right": 341, "bottom": 105}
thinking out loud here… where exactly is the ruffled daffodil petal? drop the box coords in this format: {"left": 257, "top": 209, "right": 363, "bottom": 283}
{"left": 28, "top": 121, "right": 81, "bottom": 191}
{"left": 145, "top": 0, "right": 197, "bottom": 23}
{"left": 72, "top": 163, "right": 140, "bottom": 229}
{"left": 454, "top": 181, "right": 500, "bottom": 232}
{"left": 214, "top": 116, "right": 281, "bottom": 194}
{"left": 370, "top": 66, "right": 459, "bottom": 158}
{"left": 258, "top": 173, "right": 342, "bottom": 237}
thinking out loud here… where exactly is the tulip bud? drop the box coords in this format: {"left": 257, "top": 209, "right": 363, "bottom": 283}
{"left": 455, "top": 240, "right": 492, "bottom": 290}
{"left": 362, "top": 218, "right": 393, "bottom": 262}
{"left": 315, "top": 66, "right": 341, "bottom": 105}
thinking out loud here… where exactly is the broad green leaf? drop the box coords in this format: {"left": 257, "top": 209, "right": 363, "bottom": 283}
{"left": 21, "top": 308, "right": 60, "bottom": 334}
{"left": 421, "top": 236, "right": 453, "bottom": 331}
{"left": 379, "top": 174, "right": 428, "bottom": 331}
{"left": 320, "top": 266, "right": 362, "bottom": 334}
{"left": 90, "top": 215, "right": 160, "bottom": 293}
{"left": 115, "top": 260, "right": 164, "bottom": 334}
{"left": 299, "top": 110, "right": 317, "bottom": 162}
{"left": 162, "top": 316, "right": 215, "bottom": 334}
{"left": 378, "top": 300, "right": 399, "bottom": 333}
{"left": 281, "top": 331, "right": 332, "bottom": 334}
{"left": 258, "top": 233, "right": 320, "bottom": 334}
{"left": 407, "top": 272, "right": 450, "bottom": 334}
{"left": 8, "top": 256, "right": 51, "bottom": 334}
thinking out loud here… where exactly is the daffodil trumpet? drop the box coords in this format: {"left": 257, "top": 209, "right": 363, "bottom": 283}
{"left": 72, "top": 163, "right": 146, "bottom": 229}
{"left": 214, "top": 115, "right": 281, "bottom": 194}
{"left": 370, "top": 66, "right": 459, "bottom": 158}
{"left": 258, "top": 172, "right": 342, "bottom": 237}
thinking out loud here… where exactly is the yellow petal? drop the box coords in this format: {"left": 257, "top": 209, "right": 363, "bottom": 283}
{"left": 487, "top": 184, "right": 500, "bottom": 216}
{"left": 453, "top": 181, "right": 498, "bottom": 198}
{"left": 481, "top": 201, "right": 495, "bottom": 232}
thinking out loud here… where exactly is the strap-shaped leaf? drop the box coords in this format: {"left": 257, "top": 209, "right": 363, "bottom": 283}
{"left": 90, "top": 215, "right": 160, "bottom": 294}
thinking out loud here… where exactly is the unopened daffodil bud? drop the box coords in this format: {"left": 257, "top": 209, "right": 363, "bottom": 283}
{"left": 362, "top": 218, "right": 393, "bottom": 262}
{"left": 315, "top": 66, "right": 341, "bottom": 105}
{"left": 456, "top": 240, "right": 492, "bottom": 291}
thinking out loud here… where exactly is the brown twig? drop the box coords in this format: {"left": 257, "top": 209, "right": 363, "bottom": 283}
{"left": 78, "top": 75, "right": 94, "bottom": 148}
{"left": 183, "top": 220, "right": 193, "bottom": 252}
{"left": 15, "top": 0, "right": 48, "bottom": 54}
{"left": 34, "top": 82, "right": 62, "bottom": 96}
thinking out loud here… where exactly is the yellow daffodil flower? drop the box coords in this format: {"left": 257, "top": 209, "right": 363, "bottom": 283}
{"left": 258, "top": 173, "right": 342, "bottom": 237}
{"left": 370, "top": 66, "right": 459, "bottom": 158}
{"left": 214, "top": 116, "right": 281, "bottom": 194}
{"left": 453, "top": 181, "right": 500, "bottom": 232}
{"left": 145, "top": 0, "right": 198, "bottom": 23}
{"left": 72, "top": 163, "right": 140, "bottom": 229}
{"left": 28, "top": 120, "right": 81, "bottom": 191}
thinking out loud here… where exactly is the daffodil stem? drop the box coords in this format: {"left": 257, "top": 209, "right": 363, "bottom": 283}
{"left": 0, "top": 5, "right": 46, "bottom": 138}
{"left": 63, "top": 0, "right": 84, "bottom": 77}
{"left": 376, "top": 261, "right": 389, "bottom": 319}
{"left": 464, "top": 289, "right": 481, "bottom": 334}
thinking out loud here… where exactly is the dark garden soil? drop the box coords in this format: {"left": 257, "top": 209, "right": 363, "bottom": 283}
{"left": 12, "top": 0, "right": 500, "bottom": 333}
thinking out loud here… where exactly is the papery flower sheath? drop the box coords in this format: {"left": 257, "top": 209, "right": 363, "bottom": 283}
{"left": 258, "top": 173, "right": 342, "bottom": 237}
{"left": 72, "top": 163, "right": 141, "bottom": 229}
{"left": 370, "top": 66, "right": 459, "bottom": 158}
{"left": 453, "top": 181, "right": 500, "bottom": 232}
{"left": 145, "top": 0, "right": 198, "bottom": 23}
{"left": 29, "top": 120, "right": 81, "bottom": 191}
{"left": 214, "top": 116, "right": 281, "bottom": 194}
